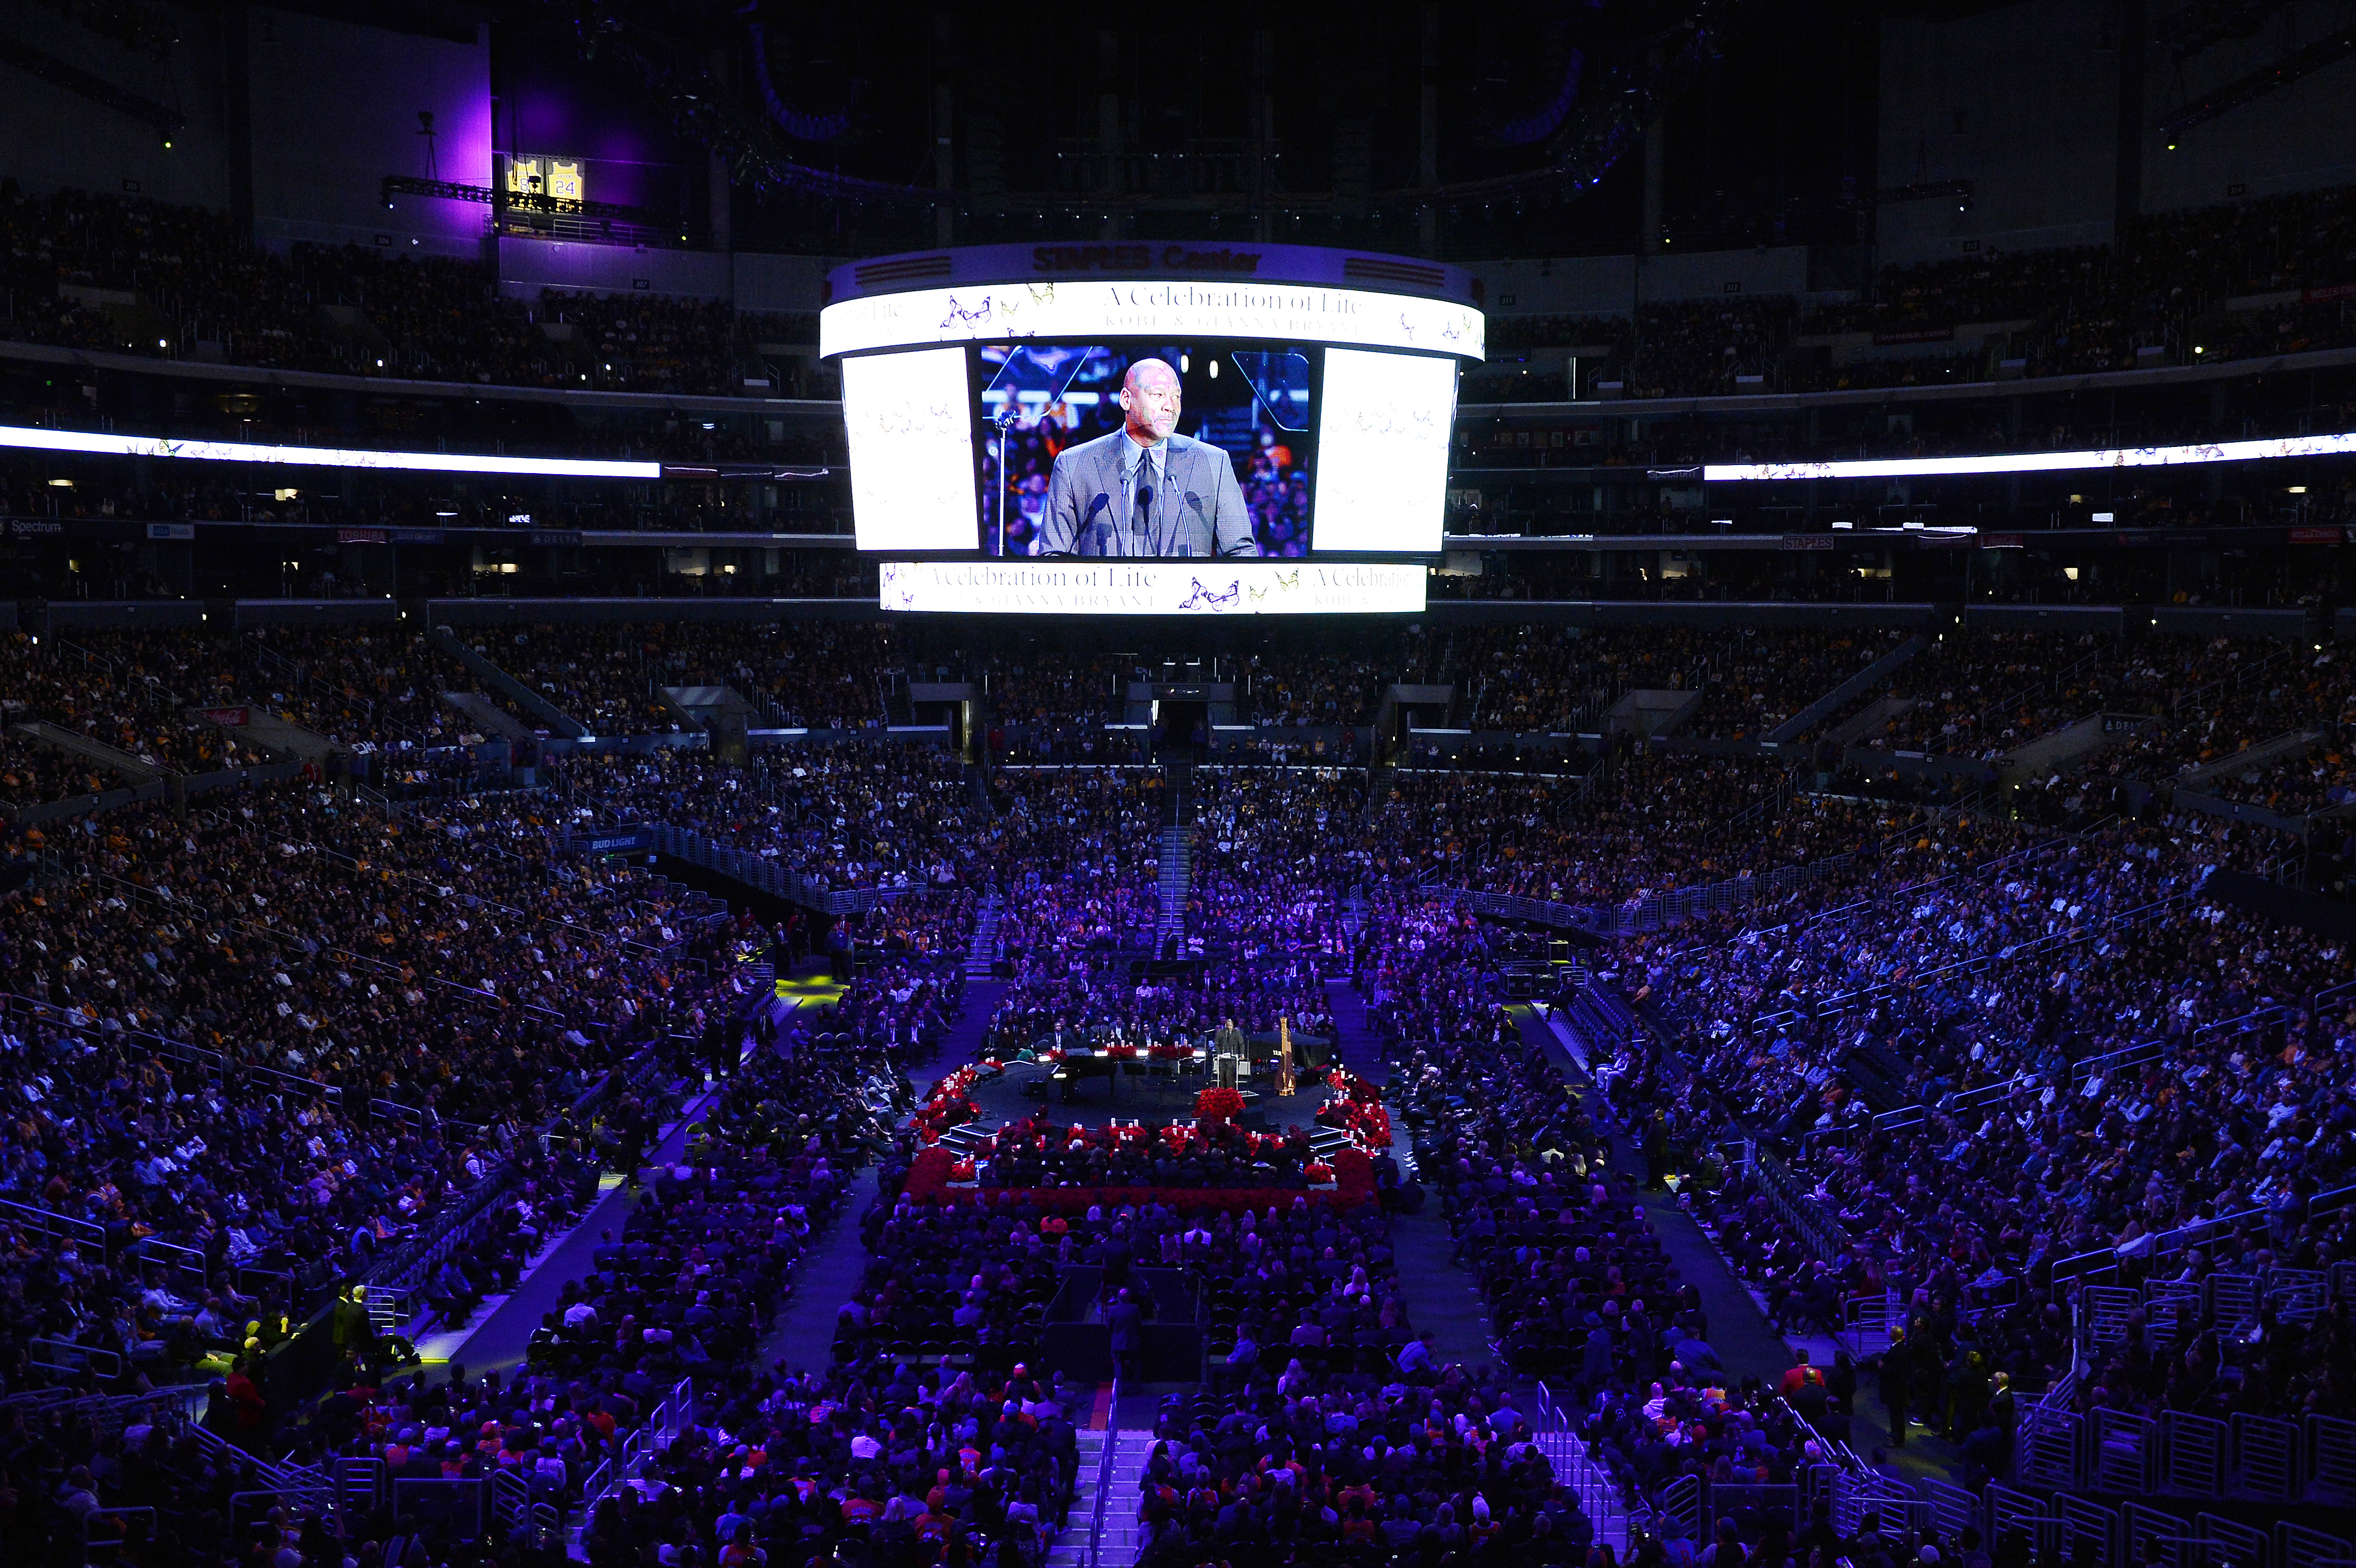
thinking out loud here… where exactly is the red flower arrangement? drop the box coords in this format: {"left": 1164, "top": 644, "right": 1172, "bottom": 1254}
{"left": 1306, "top": 1162, "right": 1335, "bottom": 1184}
{"left": 1148, "top": 1044, "right": 1192, "bottom": 1061}
{"left": 1104, "top": 1044, "right": 1139, "bottom": 1059}
{"left": 1195, "top": 1085, "right": 1246, "bottom": 1122}
{"left": 1314, "top": 1071, "right": 1393, "bottom": 1151}
{"left": 910, "top": 1066, "right": 984, "bottom": 1145}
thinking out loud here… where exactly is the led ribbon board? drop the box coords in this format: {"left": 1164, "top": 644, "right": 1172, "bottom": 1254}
{"left": 0, "top": 424, "right": 662, "bottom": 479}
{"left": 878, "top": 559, "right": 1426, "bottom": 616}
{"left": 820, "top": 281, "right": 1486, "bottom": 361}
{"left": 1703, "top": 431, "right": 2356, "bottom": 481}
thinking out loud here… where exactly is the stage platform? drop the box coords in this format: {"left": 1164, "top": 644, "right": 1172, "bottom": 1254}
{"left": 957, "top": 1055, "right": 1342, "bottom": 1136}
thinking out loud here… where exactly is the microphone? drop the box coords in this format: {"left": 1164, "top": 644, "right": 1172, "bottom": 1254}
{"left": 1135, "top": 482, "right": 1154, "bottom": 557}
{"left": 1080, "top": 491, "right": 1112, "bottom": 554}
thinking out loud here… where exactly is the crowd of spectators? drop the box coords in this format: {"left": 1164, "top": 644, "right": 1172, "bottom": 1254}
{"left": 1369, "top": 752, "right": 1891, "bottom": 907}
{"left": 258, "top": 999, "right": 929, "bottom": 1565}
{"left": 975, "top": 651, "right": 1144, "bottom": 764}
{"left": 0, "top": 779, "right": 745, "bottom": 1444}
{"left": 1472, "top": 185, "right": 2356, "bottom": 402}
{"left": 1134, "top": 1254, "right": 1589, "bottom": 1560}
{"left": 2086, "top": 636, "right": 2355, "bottom": 785}
{"left": 1851, "top": 632, "right": 2123, "bottom": 759}
{"left": 1452, "top": 626, "right": 1707, "bottom": 735}
{"left": 980, "top": 653, "right": 1126, "bottom": 728}
{"left": 2201, "top": 739, "right": 2356, "bottom": 817}
{"left": 992, "top": 720, "right": 1150, "bottom": 766}
{"left": 238, "top": 627, "right": 469, "bottom": 752}
{"left": 1594, "top": 802, "right": 2353, "bottom": 1429}
{"left": 1684, "top": 628, "right": 1905, "bottom": 742}
{"left": 983, "top": 960, "right": 1336, "bottom": 1058}
{"left": 0, "top": 731, "right": 112, "bottom": 807}
{"left": 565, "top": 740, "right": 984, "bottom": 895}
{"left": 0, "top": 184, "right": 802, "bottom": 395}
{"left": 879, "top": 925, "right": 1590, "bottom": 1567}
{"left": 0, "top": 1391, "right": 379, "bottom": 1566}
{"left": 1623, "top": 297, "right": 1797, "bottom": 400}
{"left": 1, "top": 627, "right": 278, "bottom": 777}
{"left": 1236, "top": 654, "right": 1389, "bottom": 729}
{"left": 13, "top": 599, "right": 2356, "bottom": 1561}
{"left": 430, "top": 621, "right": 898, "bottom": 738}
{"left": 1804, "top": 249, "right": 2111, "bottom": 340}
{"left": 783, "top": 961, "right": 971, "bottom": 1114}
{"left": 988, "top": 767, "right": 1165, "bottom": 962}
{"left": 1187, "top": 767, "right": 1368, "bottom": 960}
{"left": 22, "top": 176, "right": 2342, "bottom": 410}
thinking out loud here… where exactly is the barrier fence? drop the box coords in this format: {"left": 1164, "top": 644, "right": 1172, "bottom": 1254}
{"left": 2005, "top": 1391, "right": 2354, "bottom": 1513}
{"left": 1750, "top": 1145, "right": 1855, "bottom": 1267}
{"left": 578, "top": 1377, "right": 695, "bottom": 1527}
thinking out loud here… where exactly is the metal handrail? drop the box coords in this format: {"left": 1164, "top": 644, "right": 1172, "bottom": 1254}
{"left": 0, "top": 1195, "right": 109, "bottom": 1249}
{"left": 1083, "top": 1374, "right": 1123, "bottom": 1568}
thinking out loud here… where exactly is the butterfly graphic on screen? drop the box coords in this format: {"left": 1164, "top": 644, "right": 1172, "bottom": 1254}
{"left": 1246, "top": 584, "right": 1268, "bottom": 602}
{"left": 938, "top": 294, "right": 994, "bottom": 330}
{"left": 1272, "top": 568, "right": 1301, "bottom": 591}
{"left": 1177, "top": 578, "right": 1241, "bottom": 611}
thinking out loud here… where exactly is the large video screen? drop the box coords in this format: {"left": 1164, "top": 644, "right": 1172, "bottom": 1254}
{"left": 840, "top": 348, "right": 978, "bottom": 553}
{"left": 836, "top": 340, "right": 1458, "bottom": 558}
{"left": 978, "top": 341, "right": 1312, "bottom": 557}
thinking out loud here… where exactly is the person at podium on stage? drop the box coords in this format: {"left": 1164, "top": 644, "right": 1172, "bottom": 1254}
{"left": 1036, "top": 358, "right": 1261, "bottom": 558}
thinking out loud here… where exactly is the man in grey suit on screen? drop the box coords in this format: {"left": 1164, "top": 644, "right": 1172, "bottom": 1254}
{"left": 1035, "top": 358, "right": 1261, "bottom": 558}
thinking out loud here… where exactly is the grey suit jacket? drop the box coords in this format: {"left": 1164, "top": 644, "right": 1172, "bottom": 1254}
{"left": 1035, "top": 430, "right": 1260, "bottom": 558}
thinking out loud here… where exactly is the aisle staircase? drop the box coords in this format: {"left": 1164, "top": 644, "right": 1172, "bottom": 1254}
{"left": 1155, "top": 760, "right": 1194, "bottom": 952}
{"left": 964, "top": 891, "right": 1003, "bottom": 977}
{"left": 1529, "top": 1395, "right": 1633, "bottom": 1554}
{"left": 1048, "top": 1425, "right": 1154, "bottom": 1567}
{"left": 1156, "top": 825, "right": 1191, "bottom": 951}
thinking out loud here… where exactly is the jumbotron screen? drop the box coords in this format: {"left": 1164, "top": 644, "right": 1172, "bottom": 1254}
{"left": 821, "top": 267, "right": 1481, "bottom": 613}
{"left": 839, "top": 338, "right": 1455, "bottom": 559}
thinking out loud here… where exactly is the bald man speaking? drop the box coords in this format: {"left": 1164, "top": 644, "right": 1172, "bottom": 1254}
{"left": 1036, "top": 357, "right": 1260, "bottom": 558}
